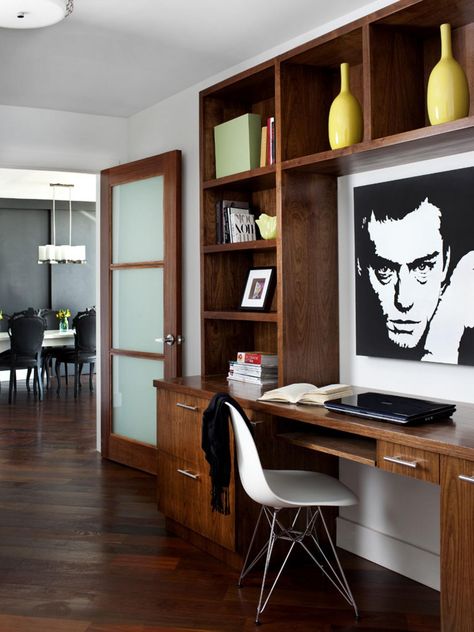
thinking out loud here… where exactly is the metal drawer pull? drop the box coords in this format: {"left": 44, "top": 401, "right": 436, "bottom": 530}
{"left": 177, "top": 468, "right": 199, "bottom": 480}
{"left": 383, "top": 456, "right": 418, "bottom": 469}
{"left": 250, "top": 420, "right": 264, "bottom": 427}
{"left": 458, "top": 474, "right": 474, "bottom": 484}
{"left": 176, "top": 402, "right": 198, "bottom": 411}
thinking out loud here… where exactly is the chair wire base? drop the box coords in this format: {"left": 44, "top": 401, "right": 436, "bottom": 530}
{"left": 238, "top": 506, "right": 358, "bottom": 624}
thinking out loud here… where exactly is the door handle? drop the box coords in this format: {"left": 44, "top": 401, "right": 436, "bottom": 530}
{"left": 155, "top": 334, "right": 185, "bottom": 346}
{"left": 155, "top": 334, "right": 176, "bottom": 346}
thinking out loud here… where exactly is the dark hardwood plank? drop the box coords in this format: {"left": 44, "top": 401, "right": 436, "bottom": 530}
{"left": 0, "top": 382, "right": 440, "bottom": 631}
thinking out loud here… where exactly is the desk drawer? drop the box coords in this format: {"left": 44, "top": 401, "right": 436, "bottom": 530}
{"left": 157, "top": 450, "right": 235, "bottom": 551}
{"left": 377, "top": 441, "right": 439, "bottom": 483}
{"left": 157, "top": 390, "right": 208, "bottom": 463}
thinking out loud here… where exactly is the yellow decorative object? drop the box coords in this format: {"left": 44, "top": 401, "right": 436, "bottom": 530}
{"left": 328, "top": 62, "right": 363, "bottom": 150}
{"left": 427, "top": 23, "right": 470, "bottom": 125}
{"left": 256, "top": 213, "right": 277, "bottom": 240}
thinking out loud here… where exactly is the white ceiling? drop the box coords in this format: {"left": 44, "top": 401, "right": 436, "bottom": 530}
{"left": 0, "top": 0, "right": 391, "bottom": 118}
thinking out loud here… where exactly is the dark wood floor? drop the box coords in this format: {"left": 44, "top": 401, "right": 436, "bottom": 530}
{"left": 0, "top": 379, "right": 440, "bottom": 631}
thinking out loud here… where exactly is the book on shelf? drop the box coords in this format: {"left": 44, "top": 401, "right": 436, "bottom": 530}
{"left": 266, "top": 116, "right": 275, "bottom": 165}
{"left": 236, "top": 351, "right": 278, "bottom": 367}
{"left": 229, "top": 360, "right": 278, "bottom": 378}
{"left": 215, "top": 200, "right": 250, "bottom": 244}
{"left": 227, "top": 373, "right": 278, "bottom": 386}
{"left": 258, "top": 383, "right": 353, "bottom": 405}
{"left": 229, "top": 212, "right": 256, "bottom": 243}
{"left": 260, "top": 125, "right": 267, "bottom": 167}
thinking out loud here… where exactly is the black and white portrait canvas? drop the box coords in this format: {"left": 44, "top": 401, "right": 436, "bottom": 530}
{"left": 354, "top": 166, "right": 474, "bottom": 366}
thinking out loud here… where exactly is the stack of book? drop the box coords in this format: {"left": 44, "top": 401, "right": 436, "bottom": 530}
{"left": 259, "top": 116, "right": 276, "bottom": 167}
{"left": 227, "top": 351, "right": 278, "bottom": 385}
{"left": 215, "top": 199, "right": 257, "bottom": 244}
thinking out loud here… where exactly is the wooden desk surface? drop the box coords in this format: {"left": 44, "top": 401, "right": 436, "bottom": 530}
{"left": 153, "top": 375, "right": 474, "bottom": 462}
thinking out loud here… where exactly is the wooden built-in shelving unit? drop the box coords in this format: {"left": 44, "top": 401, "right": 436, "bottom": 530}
{"left": 200, "top": 0, "right": 474, "bottom": 385}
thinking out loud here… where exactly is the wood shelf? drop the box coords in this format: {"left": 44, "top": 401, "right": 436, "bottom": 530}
{"left": 278, "top": 431, "right": 376, "bottom": 466}
{"left": 203, "top": 310, "right": 278, "bottom": 322}
{"left": 202, "top": 165, "right": 276, "bottom": 191}
{"left": 202, "top": 240, "right": 276, "bottom": 254}
{"left": 281, "top": 117, "right": 474, "bottom": 176}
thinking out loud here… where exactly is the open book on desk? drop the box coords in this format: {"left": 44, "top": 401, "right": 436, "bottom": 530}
{"left": 258, "top": 383, "right": 353, "bottom": 405}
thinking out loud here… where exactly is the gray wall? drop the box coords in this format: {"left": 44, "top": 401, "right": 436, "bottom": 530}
{"left": 0, "top": 198, "right": 96, "bottom": 325}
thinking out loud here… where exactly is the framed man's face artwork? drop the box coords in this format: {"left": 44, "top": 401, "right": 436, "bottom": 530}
{"left": 354, "top": 166, "right": 474, "bottom": 366}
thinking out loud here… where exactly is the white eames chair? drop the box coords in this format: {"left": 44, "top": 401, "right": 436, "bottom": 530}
{"left": 226, "top": 402, "right": 359, "bottom": 624}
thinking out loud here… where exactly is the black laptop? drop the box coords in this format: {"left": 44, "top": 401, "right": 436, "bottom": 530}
{"left": 324, "top": 391, "right": 456, "bottom": 425}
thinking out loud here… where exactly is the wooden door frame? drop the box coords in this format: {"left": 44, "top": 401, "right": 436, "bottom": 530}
{"left": 100, "top": 151, "right": 182, "bottom": 469}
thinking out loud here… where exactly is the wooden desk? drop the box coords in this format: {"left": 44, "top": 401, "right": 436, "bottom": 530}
{"left": 154, "top": 375, "right": 474, "bottom": 632}
{"left": 0, "top": 329, "right": 75, "bottom": 354}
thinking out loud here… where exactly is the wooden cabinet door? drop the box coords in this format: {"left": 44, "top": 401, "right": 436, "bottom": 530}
{"left": 157, "top": 450, "right": 235, "bottom": 551}
{"left": 440, "top": 455, "right": 474, "bottom": 632}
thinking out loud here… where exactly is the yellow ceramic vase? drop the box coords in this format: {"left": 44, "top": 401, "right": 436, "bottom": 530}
{"left": 328, "top": 62, "right": 363, "bottom": 150}
{"left": 427, "top": 23, "right": 470, "bottom": 125}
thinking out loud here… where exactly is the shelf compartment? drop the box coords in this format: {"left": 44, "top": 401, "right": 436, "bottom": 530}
{"left": 202, "top": 319, "right": 277, "bottom": 376}
{"left": 203, "top": 311, "right": 278, "bottom": 322}
{"left": 278, "top": 430, "right": 376, "bottom": 466}
{"left": 202, "top": 249, "right": 276, "bottom": 312}
{"left": 201, "top": 62, "right": 276, "bottom": 182}
{"left": 202, "top": 240, "right": 276, "bottom": 254}
{"left": 368, "top": 16, "right": 473, "bottom": 139}
{"left": 281, "top": 115, "right": 474, "bottom": 176}
{"left": 279, "top": 27, "right": 364, "bottom": 161}
{"left": 202, "top": 181, "right": 276, "bottom": 247}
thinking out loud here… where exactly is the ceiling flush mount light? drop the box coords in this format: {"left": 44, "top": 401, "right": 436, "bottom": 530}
{"left": 38, "top": 183, "right": 86, "bottom": 265}
{"left": 0, "top": 0, "right": 73, "bottom": 29}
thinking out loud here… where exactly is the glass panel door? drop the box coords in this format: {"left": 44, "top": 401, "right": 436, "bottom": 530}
{"left": 101, "top": 151, "right": 181, "bottom": 472}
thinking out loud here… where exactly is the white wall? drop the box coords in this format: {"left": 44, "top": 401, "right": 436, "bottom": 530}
{"left": 0, "top": 104, "right": 128, "bottom": 173}
{"left": 128, "top": 87, "right": 201, "bottom": 375}
{"left": 337, "top": 151, "right": 474, "bottom": 590}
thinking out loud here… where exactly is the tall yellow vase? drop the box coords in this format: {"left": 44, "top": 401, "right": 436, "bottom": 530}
{"left": 427, "top": 23, "right": 470, "bottom": 125}
{"left": 328, "top": 62, "right": 363, "bottom": 150}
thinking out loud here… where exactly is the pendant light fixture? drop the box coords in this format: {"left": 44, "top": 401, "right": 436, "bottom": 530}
{"left": 0, "top": 0, "right": 73, "bottom": 29}
{"left": 38, "top": 183, "right": 86, "bottom": 265}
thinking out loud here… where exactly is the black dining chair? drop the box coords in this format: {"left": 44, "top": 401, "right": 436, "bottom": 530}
{"left": 0, "top": 311, "right": 46, "bottom": 403}
{"left": 38, "top": 308, "right": 63, "bottom": 388}
{"left": 53, "top": 309, "right": 96, "bottom": 397}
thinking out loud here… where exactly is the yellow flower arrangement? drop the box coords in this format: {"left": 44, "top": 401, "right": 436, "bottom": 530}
{"left": 56, "top": 308, "right": 71, "bottom": 321}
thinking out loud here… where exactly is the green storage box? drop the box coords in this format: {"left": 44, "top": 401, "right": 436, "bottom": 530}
{"left": 214, "top": 113, "right": 262, "bottom": 178}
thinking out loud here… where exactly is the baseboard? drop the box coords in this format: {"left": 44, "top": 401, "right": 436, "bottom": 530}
{"left": 337, "top": 517, "right": 440, "bottom": 591}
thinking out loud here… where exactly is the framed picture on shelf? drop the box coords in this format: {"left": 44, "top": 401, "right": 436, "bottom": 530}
{"left": 240, "top": 266, "right": 276, "bottom": 311}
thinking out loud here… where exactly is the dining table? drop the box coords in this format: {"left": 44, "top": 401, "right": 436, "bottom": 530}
{"left": 0, "top": 329, "right": 75, "bottom": 354}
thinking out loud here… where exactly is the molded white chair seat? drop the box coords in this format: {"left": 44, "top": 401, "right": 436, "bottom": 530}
{"left": 225, "top": 401, "right": 358, "bottom": 624}
{"left": 262, "top": 469, "right": 357, "bottom": 508}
